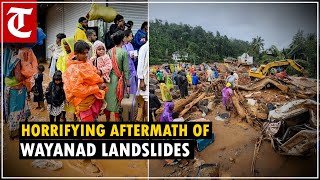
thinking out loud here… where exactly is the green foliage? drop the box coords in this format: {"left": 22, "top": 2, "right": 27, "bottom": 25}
{"left": 249, "top": 36, "right": 265, "bottom": 61}
{"left": 150, "top": 19, "right": 251, "bottom": 64}
{"left": 284, "top": 30, "right": 317, "bottom": 78}
{"left": 150, "top": 20, "right": 317, "bottom": 78}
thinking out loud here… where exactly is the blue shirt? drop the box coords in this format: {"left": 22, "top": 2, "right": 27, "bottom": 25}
{"left": 133, "top": 29, "right": 147, "bottom": 51}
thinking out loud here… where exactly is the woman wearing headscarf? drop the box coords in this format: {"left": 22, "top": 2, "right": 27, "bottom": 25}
{"left": 222, "top": 83, "right": 233, "bottom": 111}
{"left": 56, "top": 37, "right": 75, "bottom": 73}
{"left": 4, "top": 28, "right": 46, "bottom": 139}
{"left": 160, "top": 102, "right": 174, "bottom": 122}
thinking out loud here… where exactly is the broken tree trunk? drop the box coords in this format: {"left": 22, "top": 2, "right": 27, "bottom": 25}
{"left": 203, "top": 95, "right": 216, "bottom": 100}
{"left": 238, "top": 78, "right": 288, "bottom": 92}
{"left": 237, "top": 91, "right": 245, "bottom": 102}
{"left": 232, "top": 90, "right": 247, "bottom": 120}
{"left": 155, "top": 90, "right": 200, "bottom": 120}
{"left": 179, "top": 92, "right": 206, "bottom": 117}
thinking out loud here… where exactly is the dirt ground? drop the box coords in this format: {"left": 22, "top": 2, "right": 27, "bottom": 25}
{"left": 2, "top": 63, "right": 148, "bottom": 178}
{"left": 149, "top": 112, "right": 317, "bottom": 177}
{"left": 149, "top": 63, "right": 317, "bottom": 177}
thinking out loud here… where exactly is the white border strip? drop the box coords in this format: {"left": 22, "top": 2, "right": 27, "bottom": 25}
{"left": 1, "top": 1, "right": 319, "bottom": 179}
{"left": 147, "top": 1, "right": 150, "bottom": 178}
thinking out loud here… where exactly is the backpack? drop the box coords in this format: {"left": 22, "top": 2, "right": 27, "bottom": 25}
{"left": 104, "top": 31, "right": 114, "bottom": 50}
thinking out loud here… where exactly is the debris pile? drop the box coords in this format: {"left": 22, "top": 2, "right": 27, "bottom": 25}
{"left": 150, "top": 62, "right": 318, "bottom": 177}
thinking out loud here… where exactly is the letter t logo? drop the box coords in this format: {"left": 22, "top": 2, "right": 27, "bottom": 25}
{"left": 3, "top": 2, "right": 37, "bottom": 43}
{"left": 7, "top": 7, "right": 33, "bottom": 38}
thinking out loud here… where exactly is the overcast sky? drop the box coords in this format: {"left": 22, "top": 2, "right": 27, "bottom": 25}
{"left": 149, "top": 3, "right": 317, "bottom": 49}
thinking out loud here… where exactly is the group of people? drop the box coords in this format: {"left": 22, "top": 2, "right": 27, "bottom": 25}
{"left": 3, "top": 14, "right": 148, "bottom": 175}
{"left": 149, "top": 62, "right": 240, "bottom": 123}
{"left": 3, "top": 15, "right": 149, "bottom": 140}
{"left": 48, "top": 16, "right": 149, "bottom": 123}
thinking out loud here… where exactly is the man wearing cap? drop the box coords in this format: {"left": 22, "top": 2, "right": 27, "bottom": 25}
{"left": 222, "top": 83, "right": 233, "bottom": 111}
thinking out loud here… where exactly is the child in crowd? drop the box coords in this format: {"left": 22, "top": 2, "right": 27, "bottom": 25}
{"left": 33, "top": 65, "right": 45, "bottom": 111}
{"left": 45, "top": 71, "right": 65, "bottom": 122}
{"left": 56, "top": 37, "right": 76, "bottom": 122}
{"left": 89, "top": 40, "right": 112, "bottom": 83}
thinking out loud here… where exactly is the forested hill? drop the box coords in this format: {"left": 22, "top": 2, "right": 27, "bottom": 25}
{"left": 149, "top": 19, "right": 251, "bottom": 65}
{"left": 149, "top": 19, "right": 317, "bottom": 78}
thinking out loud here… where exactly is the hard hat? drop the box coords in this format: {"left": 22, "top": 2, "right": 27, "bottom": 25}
{"left": 226, "top": 82, "right": 231, "bottom": 87}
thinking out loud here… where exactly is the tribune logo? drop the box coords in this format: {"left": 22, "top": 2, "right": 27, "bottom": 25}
{"left": 7, "top": 7, "right": 33, "bottom": 38}
{"left": 3, "top": 3, "right": 37, "bottom": 43}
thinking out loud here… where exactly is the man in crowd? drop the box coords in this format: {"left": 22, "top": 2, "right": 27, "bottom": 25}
{"left": 126, "top": 20, "right": 134, "bottom": 31}
{"left": 133, "top": 21, "right": 148, "bottom": 51}
{"left": 105, "top": 14, "right": 125, "bottom": 50}
{"left": 226, "top": 71, "right": 236, "bottom": 89}
{"left": 85, "top": 29, "right": 97, "bottom": 59}
{"left": 177, "top": 70, "right": 189, "bottom": 98}
{"left": 109, "top": 14, "right": 125, "bottom": 35}
{"left": 74, "top": 17, "right": 88, "bottom": 41}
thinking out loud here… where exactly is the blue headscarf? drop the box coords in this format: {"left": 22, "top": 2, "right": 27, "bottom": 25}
{"left": 192, "top": 73, "right": 199, "bottom": 85}
{"left": 36, "top": 27, "right": 46, "bottom": 45}
{"left": 25, "top": 27, "right": 46, "bottom": 48}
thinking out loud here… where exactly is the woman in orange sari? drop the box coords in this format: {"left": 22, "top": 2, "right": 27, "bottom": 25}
{"left": 63, "top": 40, "right": 107, "bottom": 122}
{"left": 63, "top": 40, "right": 106, "bottom": 176}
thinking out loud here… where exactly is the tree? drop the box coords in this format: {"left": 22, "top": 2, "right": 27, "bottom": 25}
{"left": 150, "top": 20, "right": 316, "bottom": 78}
{"left": 268, "top": 45, "right": 285, "bottom": 60}
{"left": 249, "top": 36, "right": 265, "bottom": 61}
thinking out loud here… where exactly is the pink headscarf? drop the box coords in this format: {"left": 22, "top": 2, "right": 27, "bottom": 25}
{"left": 93, "top": 40, "right": 106, "bottom": 56}
{"left": 89, "top": 40, "right": 112, "bottom": 83}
